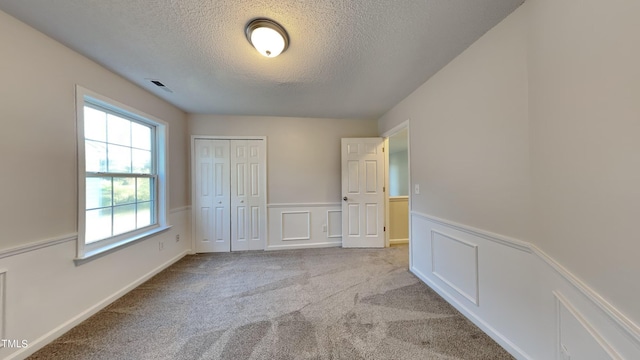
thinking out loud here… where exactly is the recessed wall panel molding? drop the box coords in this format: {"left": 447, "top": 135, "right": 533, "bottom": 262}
{"left": 430, "top": 230, "right": 479, "bottom": 306}
{"left": 267, "top": 204, "right": 342, "bottom": 250}
{"left": 555, "top": 292, "right": 621, "bottom": 360}
{"left": 327, "top": 210, "right": 342, "bottom": 238}
{"left": 281, "top": 211, "right": 311, "bottom": 241}
{"left": 410, "top": 211, "right": 640, "bottom": 359}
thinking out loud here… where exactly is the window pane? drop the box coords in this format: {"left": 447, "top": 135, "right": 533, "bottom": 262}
{"left": 131, "top": 122, "right": 151, "bottom": 150}
{"left": 85, "top": 140, "right": 107, "bottom": 172}
{"left": 83, "top": 97, "right": 162, "bottom": 247}
{"left": 86, "top": 208, "right": 112, "bottom": 243}
{"left": 137, "top": 201, "right": 152, "bottom": 228}
{"left": 113, "top": 177, "right": 136, "bottom": 205}
{"left": 107, "top": 144, "right": 132, "bottom": 173}
{"left": 86, "top": 177, "right": 112, "bottom": 209}
{"left": 136, "top": 177, "right": 152, "bottom": 201}
{"left": 113, "top": 204, "right": 136, "bottom": 235}
{"left": 132, "top": 149, "right": 152, "bottom": 174}
{"left": 107, "top": 114, "right": 131, "bottom": 146}
{"left": 84, "top": 107, "right": 106, "bottom": 142}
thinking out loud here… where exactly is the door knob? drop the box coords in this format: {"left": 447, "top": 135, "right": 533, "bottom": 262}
{"left": 343, "top": 196, "right": 348, "bottom": 201}
{"left": 240, "top": 200, "right": 244, "bottom": 203}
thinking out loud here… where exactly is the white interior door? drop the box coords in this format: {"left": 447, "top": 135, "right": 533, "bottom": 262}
{"left": 231, "top": 140, "right": 266, "bottom": 251}
{"left": 194, "top": 139, "right": 231, "bottom": 252}
{"left": 341, "top": 138, "right": 385, "bottom": 248}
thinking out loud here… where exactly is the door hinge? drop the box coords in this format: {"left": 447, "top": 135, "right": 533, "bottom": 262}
{"left": 383, "top": 186, "right": 385, "bottom": 192}
{"left": 384, "top": 226, "right": 386, "bottom": 232}
{"left": 382, "top": 147, "right": 385, "bottom": 153}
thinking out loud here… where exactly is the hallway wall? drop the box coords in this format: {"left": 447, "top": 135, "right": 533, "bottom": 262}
{"left": 378, "top": 0, "right": 640, "bottom": 357}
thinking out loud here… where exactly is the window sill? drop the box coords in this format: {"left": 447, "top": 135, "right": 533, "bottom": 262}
{"left": 74, "top": 225, "right": 172, "bottom": 265}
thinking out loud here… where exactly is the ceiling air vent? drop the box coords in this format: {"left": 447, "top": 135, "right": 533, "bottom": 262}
{"left": 148, "top": 79, "right": 173, "bottom": 93}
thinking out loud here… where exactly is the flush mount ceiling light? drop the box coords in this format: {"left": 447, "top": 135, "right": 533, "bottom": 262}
{"left": 245, "top": 18, "right": 289, "bottom": 58}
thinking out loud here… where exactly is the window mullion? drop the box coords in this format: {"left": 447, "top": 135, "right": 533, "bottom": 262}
{"left": 86, "top": 172, "right": 153, "bottom": 178}
{"left": 129, "top": 121, "right": 133, "bottom": 174}
{"left": 110, "top": 177, "right": 114, "bottom": 239}
{"left": 105, "top": 114, "right": 110, "bottom": 173}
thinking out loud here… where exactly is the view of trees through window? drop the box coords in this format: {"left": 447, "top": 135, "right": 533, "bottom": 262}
{"left": 84, "top": 104, "right": 156, "bottom": 243}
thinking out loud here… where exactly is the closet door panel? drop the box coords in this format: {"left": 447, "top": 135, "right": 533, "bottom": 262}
{"left": 194, "top": 139, "right": 231, "bottom": 252}
{"left": 231, "top": 140, "right": 266, "bottom": 251}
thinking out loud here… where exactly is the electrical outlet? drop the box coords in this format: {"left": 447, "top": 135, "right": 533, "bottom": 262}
{"left": 159, "top": 241, "right": 164, "bottom": 251}
{"left": 414, "top": 184, "right": 420, "bottom": 194}
{"left": 175, "top": 234, "right": 180, "bottom": 242}
{"left": 322, "top": 224, "right": 327, "bottom": 232}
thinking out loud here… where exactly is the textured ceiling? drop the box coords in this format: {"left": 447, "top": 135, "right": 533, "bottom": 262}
{"left": 0, "top": 0, "right": 524, "bottom": 119}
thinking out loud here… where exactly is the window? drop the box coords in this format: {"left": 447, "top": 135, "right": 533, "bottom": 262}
{"left": 76, "top": 86, "right": 167, "bottom": 260}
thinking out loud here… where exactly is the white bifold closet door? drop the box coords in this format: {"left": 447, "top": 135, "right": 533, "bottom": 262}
{"left": 194, "top": 139, "right": 231, "bottom": 252}
{"left": 230, "top": 140, "right": 266, "bottom": 251}
{"left": 194, "top": 139, "right": 266, "bottom": 252}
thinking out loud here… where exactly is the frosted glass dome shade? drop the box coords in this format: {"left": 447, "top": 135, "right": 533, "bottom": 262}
{"left": 246, "top": 19, "right": 289, "bottom": 58}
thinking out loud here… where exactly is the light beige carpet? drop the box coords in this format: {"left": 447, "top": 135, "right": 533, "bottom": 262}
{"left": 29, "top": 245, "right": 513, "bottom": 359}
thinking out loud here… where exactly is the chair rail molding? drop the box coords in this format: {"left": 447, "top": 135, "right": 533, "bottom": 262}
{"left": 410, "top": 210, "right": 640, "bottom": 358}
{"left": 411, "top": 211, "right": 530, "bottom": 252}
{"left": 0, "top": 234, "right": 77, "bottom": 260}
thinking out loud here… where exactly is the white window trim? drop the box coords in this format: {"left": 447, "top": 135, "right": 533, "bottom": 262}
{"left": 75, "top": 85, "right": 169, "bottom": 262}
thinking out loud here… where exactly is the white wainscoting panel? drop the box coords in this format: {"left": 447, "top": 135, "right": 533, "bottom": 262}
{"left": 0, "top": 207, "right": 192, "bottom": 360}
{"left": 268, "top": 203, "right": 341, "bottom": 250}
{"left": 431, "top": 230, "right": 479, "bottom": 305}
{"left": 327, "top": 210, "right": 342, "bottom": 238}
{"left": 0, "top": 270, "right": 5, "bottom": 345}
{"left": 555, "top": 292, "right": 620, "bottom": 360}
{"left": 281, "top": 211, "right": 311, "bottom": 241}
{"left": 410, "top": 211, "right": 640, "bottom": 360}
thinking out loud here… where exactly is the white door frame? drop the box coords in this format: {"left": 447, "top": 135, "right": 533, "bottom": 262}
{"left": 381, "top": 120, "right": 411, "bottom": 259}
{"left": 190, "top": 135, "right": 268, "bottom": 253}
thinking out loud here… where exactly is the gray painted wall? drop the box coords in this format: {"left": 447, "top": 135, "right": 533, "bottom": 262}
{"left": 378, "top": 0, "right": 640, "bottom": 325}
{"left": 0, "top": 10, "right": 191, "bottom": 359}
{"left": 0, "top": 9, "right": 188, "bottom": 251}
{"left": 189, "top": 115, "right": 378, "bottom": 204}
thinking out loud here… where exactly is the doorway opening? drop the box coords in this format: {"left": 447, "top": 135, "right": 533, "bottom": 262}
{"left": 383, "top": 121, "right": 410, "bottom": 257}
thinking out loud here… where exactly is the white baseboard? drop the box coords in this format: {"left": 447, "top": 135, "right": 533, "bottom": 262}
{"left": 9, "top": 250, "right": 189, "bottom": 360}
{"left": 266, "top": 241, "right": 342, "bottom": 251}
{"left": 410, "top": 211, "right": 640, "bottom": 359}
{"left": 389, "top": 238, "right": 409, "bottom": 245}
{"left": 1, "top": 207, "right": 192, "bottom": 360}
{"left": 410, "top": 266, "right": 531, "bottom": 359}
